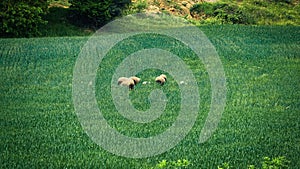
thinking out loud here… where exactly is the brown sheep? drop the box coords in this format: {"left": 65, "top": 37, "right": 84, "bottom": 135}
{"left": 130, "top": 76, "right": 141, "bottom": 85}
{"left": 117, "top": 76, "right": 141, "bottom": 90}
{"left": 155, "top": 74, "right": 167, "bottom": 85}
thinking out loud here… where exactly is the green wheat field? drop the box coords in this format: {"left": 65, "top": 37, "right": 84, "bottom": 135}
{"left": 1, "top": 25, "right": 299, "bottom": 168}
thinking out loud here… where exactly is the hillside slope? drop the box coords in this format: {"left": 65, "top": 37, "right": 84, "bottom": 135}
{"left": 133, "top": 0, "right": 215, "bottom": 18}
{"left": 132, "top": 0, "right": 300, "bottom": 25}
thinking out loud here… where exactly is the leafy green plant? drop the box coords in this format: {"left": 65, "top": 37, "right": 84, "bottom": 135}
{"left": 153, "top": 159, "right": 190, "bottom": 169}
{"left": 190, "top": 2, "right": 254, "bottom": 24}
{"left": 242, "top": 0, "right": 300, "bottom": 25}
{"left": 218, "top": 162, "right": 230, "bottom": 169}
{"left": 190, "top": 2, "right": 214, "bottom": 19}
{"left": 217, "top": 156, "right": 290, "bottom": 169}
{"left": 189, "top": 0, "right": 299, "bottom": 25}
{"left": 261, "top": 156, "right": 289, "bottom": 169}
{"left": 39, "top": 7, "right": 93, "bottom": 37}
{"left": 125, "top": 0, "right": 148, "bottom": 14}
{"left": 0, "top": 0, "right": 49, "bottom": 37}
{"left": 68, "top": 0, "right": 131, "bottom": 28}
{"left": 213, "top": 2, "right": 252, "bottom": 24}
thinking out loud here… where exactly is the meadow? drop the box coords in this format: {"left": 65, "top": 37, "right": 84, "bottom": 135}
{"left": 0, "top": 25, "right": 299, "bottom": 168}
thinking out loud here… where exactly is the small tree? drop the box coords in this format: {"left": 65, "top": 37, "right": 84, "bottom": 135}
{"left": 0, "top": 0, "right": 48, "bottom": 38}
{"left": 68, "top": 0, "right": 131, "bottom": 29}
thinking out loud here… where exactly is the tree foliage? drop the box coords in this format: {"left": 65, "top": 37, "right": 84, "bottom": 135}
{"left": 68, "top": 0, "right": 131, "bottom": 29}
{"left": 0, "top": 0, "right": 49, "bottom": 38}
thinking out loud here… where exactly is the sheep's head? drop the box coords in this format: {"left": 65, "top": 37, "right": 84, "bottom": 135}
{"left": 130, "top": 76, "right": 141, "bottom": 85}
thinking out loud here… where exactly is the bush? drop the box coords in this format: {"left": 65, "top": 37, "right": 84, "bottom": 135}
{"left": 152, "top": 159, "right": 190, "bottom": 169}
{"left": 125, "top": 0, "right": 148, "bottom": 14}
{"left": 38, "top": 7, "right": 93, "bottom": 37}
{"left": 0, "top": 0, "right": 48, "bottom": 38}
{"left": 218, "top": 156, "right": 290, "bottom": 169}
{"left": 190, "top": 2, "right": 255, "bottom": 25}
{"left": 213, "top": 2, "right": 253, "bottom": 24}
{"left": 190, "top": 2, "right": 214, "bottom": 19}
{"left": 68, "top": 0, "right": 131, "bottom": 29}
{"left": 261, "top": 156, "right": 289, "bottom": 169}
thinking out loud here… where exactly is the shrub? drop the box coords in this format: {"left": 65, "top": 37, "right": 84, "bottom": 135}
{"left": 0, "top": 0, "right": 48, "bottom": 38}
{"left": 190, "top": 2, "right": 214, "bottom": 19}
{"left": 190, "top": 2, "right": 255, "bottom": 24}
{"left": 214, "top": 2, "right": 254, "bottom": 24}
{"left": 261, "top": 156, "right": 289, "bottom": 169}
{"left": 124, "top": 0, "right": 148, "bottom": 15}
{"left": 218, "top": 156, "right": 289, "bottom": 169}
{"left": 68, "top": 0, "right": 131, "bottom": 29}
{"left": 153, "top": 159, "right": 190, "bottom": 169}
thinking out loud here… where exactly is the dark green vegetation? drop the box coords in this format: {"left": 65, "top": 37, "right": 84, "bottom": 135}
{"left": 68, "top": 0, "right": 131, "bottom": 28}
{"left": 153, "top": 156, "right": 290, "bottom": 168}
{"left": 39, "top": 7, "right": 93, "bottom": 37}
{"left": 190, "top": 0, "right": 300, "bottom": 25}
{"left": 0, "top": 25, "right": 299, "bottom": 168}
{"left": 0, "top": 0, "right": 131, "bottom": 38}
{"left": 0, "top": 0, "right": 49, "bottom": 37}
{"left": 1, "top": 0, "right": 300, "bottom": 38}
